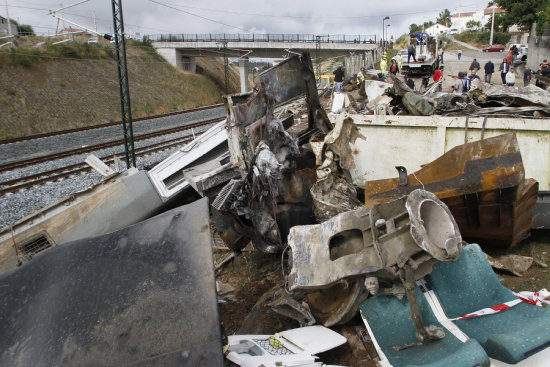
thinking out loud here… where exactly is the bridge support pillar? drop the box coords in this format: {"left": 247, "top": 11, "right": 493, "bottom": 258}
{"left": 156, "top": 48, "right": 196, "bottom": 72}
{"left": 239, "top": 57, "right": 250, "bottom": 93}
{"left": 182, "top": 56, "right": 196, "bottom": 72}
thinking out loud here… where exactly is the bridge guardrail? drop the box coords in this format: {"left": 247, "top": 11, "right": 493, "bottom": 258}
{"left": 146, "top": 33, "right": 377, "bottom": 44}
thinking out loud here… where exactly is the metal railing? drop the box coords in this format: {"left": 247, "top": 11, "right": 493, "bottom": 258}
{"left": 146, "top": 33, "right": 377, "bottom": 44}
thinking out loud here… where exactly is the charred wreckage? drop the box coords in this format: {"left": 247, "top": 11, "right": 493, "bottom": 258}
{"left": 1, "top": 52, "right": 550, "bottom": 367}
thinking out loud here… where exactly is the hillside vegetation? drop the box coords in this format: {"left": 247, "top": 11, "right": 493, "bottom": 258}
{"left": 0, "top": 37, "right": 242, "bottom": 140}
{"left": 454, "top": 31, "right": 512, "bottom": 48}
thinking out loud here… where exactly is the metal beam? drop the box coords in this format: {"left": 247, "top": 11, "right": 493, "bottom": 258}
{"left": 111, "top": 0, "right": 135, "bottom": 168}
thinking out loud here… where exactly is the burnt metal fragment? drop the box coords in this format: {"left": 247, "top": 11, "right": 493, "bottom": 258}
{"left": 365, "top": 133, "right": 538, "bottom": 248}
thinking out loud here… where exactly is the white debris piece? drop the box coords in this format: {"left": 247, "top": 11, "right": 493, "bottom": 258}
{"left": 226, "top": 325, "right": 347, "bottom": 367}
{"left": 364, "top": 80, "right": 392, "bottom": 102}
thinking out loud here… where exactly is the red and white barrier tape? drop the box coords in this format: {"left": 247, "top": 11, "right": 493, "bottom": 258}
{"left": 449, "top": 289, "right": 550, "bottom": 321}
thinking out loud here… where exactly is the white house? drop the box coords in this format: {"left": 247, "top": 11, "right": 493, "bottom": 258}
{"left": 450, "top": 5, "right": 524, "bottom": 33}
{"left": 425, "top": 24, "right": 450, "bottom": 36}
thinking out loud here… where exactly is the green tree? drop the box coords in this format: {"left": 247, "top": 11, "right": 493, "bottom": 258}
{"left": 424, "top": 21, "right": 435, "bottom": 29}
{"left": 17, "top": 24, "right": 34, "bottom": 36}
{"left": 409, "top": 23, "right": 422, "bottom": 35}
{"left": 466, "top": 20, "right": 482, "bottom": 29}
{"left": 496, "top": 0, "right": 548, "bottom": 32}
{"left": 484, "top": 13, "right": 508, "bottom": 32}
{"left": 437, "top": 9, "right": 452, "bottom": 27}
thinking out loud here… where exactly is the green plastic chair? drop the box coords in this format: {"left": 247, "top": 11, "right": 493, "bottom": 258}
{"left": 427, "top": 243, "right": 550, "bottom": 364}
{"left": 360, "top": 286, "right": 490, "bottom": 367}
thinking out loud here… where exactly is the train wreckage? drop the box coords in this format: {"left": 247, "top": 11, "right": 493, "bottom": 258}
{"left": 2, "top": 52, "right": 550, "bottom": 366}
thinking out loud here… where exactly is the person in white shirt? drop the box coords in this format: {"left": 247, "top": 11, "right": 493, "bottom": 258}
{"left": 451, "top": 72, "right": 466, "bottom": 93}
{"left": 506, "top": 67, "right": 516, "bottom": 86}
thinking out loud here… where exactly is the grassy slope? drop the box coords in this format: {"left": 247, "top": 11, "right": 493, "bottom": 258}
{"left": 0, "top": 41, "right": 241, "bottom": 140}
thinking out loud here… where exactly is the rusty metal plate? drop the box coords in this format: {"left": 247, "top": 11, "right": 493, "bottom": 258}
{"left": 365, "top": 133, "right": 538, "bottom": 248}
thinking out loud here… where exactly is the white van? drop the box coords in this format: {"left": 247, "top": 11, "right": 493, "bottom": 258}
{"left": 510, "top": 44, "right": 528, "bottom": 61}
{"left": 448, "top": 28, "right": 459, "bottom": 35}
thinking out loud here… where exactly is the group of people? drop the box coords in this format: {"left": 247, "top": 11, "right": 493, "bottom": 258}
{"left": 448, "top": 52, "right": 544, "bottom": 93}
{"left": 335, "top": 45, "right": 549, "bottom": 95}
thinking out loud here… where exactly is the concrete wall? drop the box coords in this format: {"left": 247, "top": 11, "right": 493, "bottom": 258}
{"left": 336, "top": 114, "right": 550, "bottom": 191}
{"left": 344, "top": 48, "right": 381, "bottom": 81}
{"left": 528, "top": 23, "right": 550, "bottom": 69}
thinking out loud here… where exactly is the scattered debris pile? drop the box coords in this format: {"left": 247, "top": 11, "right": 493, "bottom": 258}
{"left": 2, "top": 52, "right": 550, "bottom": 367}
{"left": 329, "top": 73, "right": 550, "bottom": 118}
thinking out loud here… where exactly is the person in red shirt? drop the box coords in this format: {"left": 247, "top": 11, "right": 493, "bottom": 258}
{"left": 433, "top": 66, "right": 444, "bottom": 91}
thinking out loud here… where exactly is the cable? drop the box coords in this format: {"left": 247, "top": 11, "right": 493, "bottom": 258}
{"left": 151, "top": 0, "right": 488, "bottom": 20}
{"left": 148, "top": 0, "right": 249, "bottom": 33}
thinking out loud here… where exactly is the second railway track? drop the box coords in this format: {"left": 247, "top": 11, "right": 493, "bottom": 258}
{"left": 0, "top": 129, "right": 210, "bottom": 196}
{"left": 0, "top": 104, "right": 224, "bottom": 146}
{"left": 0, "top": 117, "right": 224, "bottom": 172}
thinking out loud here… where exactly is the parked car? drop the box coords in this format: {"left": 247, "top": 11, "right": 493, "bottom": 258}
{"left": 482, "top": 44, "right": 505, "bottom": 52}
{"left": 87, "top": 37, "right": 99, "bottom": 44}
{"left": 391, "top": 49, "right": 408, "bottom": 62}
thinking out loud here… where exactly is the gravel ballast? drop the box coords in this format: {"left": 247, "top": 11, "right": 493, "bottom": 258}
{"left": 0, "top": 108, "right": 225, "bottom": 229}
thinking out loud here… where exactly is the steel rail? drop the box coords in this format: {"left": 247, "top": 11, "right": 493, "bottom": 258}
{"left": 0, "top": 125, "right": 214, "bottom": 196}
{"left": 0, "top": 103, "right": 223, "bottom": 146}
{"left": 0, "top": 117, "right": 224, "bottom": 172}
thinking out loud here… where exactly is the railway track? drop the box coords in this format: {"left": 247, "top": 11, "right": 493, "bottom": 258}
{"left": 0, "top": 123, "right": 219, "bottom": 196}
{"left": 0, "top": 117, "right": 224, "bottom": 172}
{"left": 0, "top": 103, "right": 224, "bottom": 146}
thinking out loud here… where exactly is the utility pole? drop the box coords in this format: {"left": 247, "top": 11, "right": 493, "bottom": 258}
{"left": 223, "top": 40, "right": 229, "bottom": 94}
{"left": 5, "top": 0, "right": 12, "bottom": 44}
{"left": 93, "top": 11, "right": 97, "bottom": 33}
{"left": 490, "top": 5, "right": 495, "bottom": 45}
{"left": 316, "top": 35, "right": 321, "bottom": 80}
{"left": 111, "top": 0, "right": 135, "bottom": 168}
{"left": 382, "top": 16, "right": 389, "bottom": 52}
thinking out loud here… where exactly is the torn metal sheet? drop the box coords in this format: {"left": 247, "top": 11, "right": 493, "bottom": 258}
{"left": 366, "top": 95, "right": 393, "bottom": 112}
{"left": 0, "top": 198, "right": 224, "bottom": 366}
{"left": 0, "top": 168, "right": 165, "bottom": 274}
{"left": 305, "top": 280, "right": 368, "bottom": 327}
{"left": 148, "top": 120, "right": 228, "bottom": 200}
{"left": 365, "top": 133, "right": 538, "bottom": 248}
{"left": 310, "top": 116, "right": 365, "bottom": 222}
{"left": 269, "top": 290, "right": 316, "bottom": 327}
{"left": 486, "top": 253, "right": 534, "bottom": 276}
{"left": 473, "top": 83, "right": 550, "bottom": 107}
{"left": 226, "top": 326, "right": 346, "bottom": 367}
{"left": 288, "top": 189, "right": 461, "bottom": 291}
{"left": 215, "top": 53, "right": 333, "bottom": 252}
{"left": 402, "top": 92, "right": 435, "bottom": 116}
{"left": 183, "top": 151, "right": 241, "bottom": 197}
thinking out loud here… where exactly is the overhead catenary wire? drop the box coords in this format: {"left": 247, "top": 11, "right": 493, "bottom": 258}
{"left": 148, "top": 0, "right": 250, "bottom": 33}
{"left": 148, "top": 0, "right": 488, "bottom": 20}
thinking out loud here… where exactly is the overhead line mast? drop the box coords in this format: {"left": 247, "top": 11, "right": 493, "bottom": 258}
{"left": 111, "top": 0, "right": 135, "bottom": 168}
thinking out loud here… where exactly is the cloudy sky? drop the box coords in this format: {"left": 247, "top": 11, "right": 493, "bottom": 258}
{"left": 6, "top": 0, "right": 490, "bottom": 40}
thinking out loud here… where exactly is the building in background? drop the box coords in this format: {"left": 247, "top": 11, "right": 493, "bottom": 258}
{"left": 451, "top": 5, "right": 513, "bottom": 33}
{"left": 0, "top": 16, "right": 18, "bottom": 36}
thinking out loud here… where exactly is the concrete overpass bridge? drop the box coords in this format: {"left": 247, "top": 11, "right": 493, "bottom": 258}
{"left": 149, "top": 33, "right": 381, "bottom": 92}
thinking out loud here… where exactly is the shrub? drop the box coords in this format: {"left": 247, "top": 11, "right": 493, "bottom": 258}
{"left": 455, "top": 31, "right": 511, "bottom": 46}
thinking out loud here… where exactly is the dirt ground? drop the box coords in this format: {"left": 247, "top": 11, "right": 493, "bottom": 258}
{"left": 213, "top": 227, "right": 550, "bottom": 366}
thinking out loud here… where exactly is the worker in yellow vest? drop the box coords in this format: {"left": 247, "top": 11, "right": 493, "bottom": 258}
{"left": 356, "top": 66, "right": 365, "bottom": 87}
{"left": 380, "top": 56, "right": 387, "bottom": 76}
{"left": 397, "top": 53, "right": 403, "bottom": 70}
